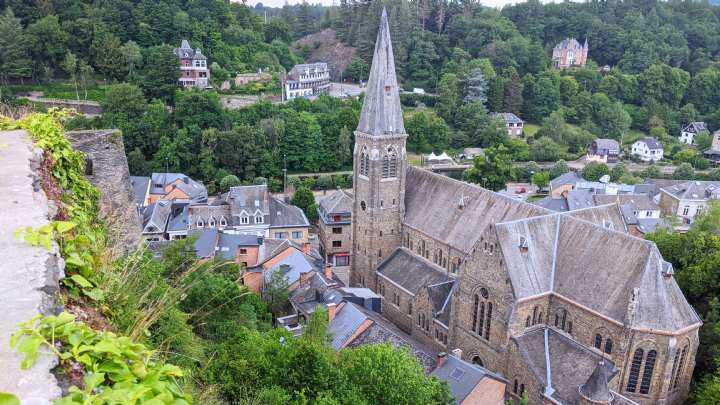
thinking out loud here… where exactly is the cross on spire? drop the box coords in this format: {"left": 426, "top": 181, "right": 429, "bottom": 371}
{"left": 356, "top": 8, "right": 405, "bottom": 136}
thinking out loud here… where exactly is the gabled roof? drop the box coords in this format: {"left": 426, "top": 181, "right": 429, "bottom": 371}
{"left": 270, "top": 197, "right": 310, "bottom": 228}
{"left": 167, "top": 204, "right": 189, "bottom": 232}
{"left": 490, "top": 112, "right": 523, "bottom": 124}
{"left": 661, "top": 180, "right": 720, "bottom": 200}
{"left": 549, "top": 171, "right": 582, "bottom": 190}
{"left": 592, "top": 139, "right": 620, "bottom": 152}
{"left": 216, "top": 233, "right": 261, "bottom": 260}
{"left": 355, "top": 8, "right": 405, "bottom": 136}
{"left": 682, "top": 121, "right": 707, "bottom": 133}
{"left": 329, "top": 302, "right": 370, "bottom": 350}
{"left": 142, "top": 200, "right": 172, "bottom": 233}
{"left": 593, "top": 194, "right": 658, "bottom": 212}
{"left": 430, "top": 354, "right": 507, "bottom": 404}
{"left": 318, "top": 189, "right": 353, "bottom": 216}
{"left": 554, "top": 38, "right": 584, "bottom": 49}
{"left": 634, "top": 137, "right": 663, "bottom": 150}
{"left": 149, "top": 173, "right": 207, "bottom": 203}
{"left": 403, "top": 166, "right": 548, "bottom": 253}
{"left": 428, "top": 280, "right": 455, "bottom": 326}
{"left": 130, "top": 176, "right": 150, "bottom": 207}
{"left": 263, "top": 248, "right": 320, "bottom": 286}
{"left": 227, "top": 185, "right": 270, "bottom": 217}
{"left": 534, "top": 196, "right": 569, "bottom": 212}
{"left": 191, "top": 228, "right": 218, "bottom": 258}
{"left": 495, "top": 214, "right": 701, "bottom": 332}
{"left": 377, "top": 248, "right": 452, "bottom": 296}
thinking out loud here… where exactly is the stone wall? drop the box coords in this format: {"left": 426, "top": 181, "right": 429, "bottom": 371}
{"left": 65, "top": 130, "right": 141, "bottom": 254}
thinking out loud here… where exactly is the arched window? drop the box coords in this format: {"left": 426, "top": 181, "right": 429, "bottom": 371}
{"left": 209, "top": 217, "right": 216, "bottom": 227}
{"left": 220, "top": 217, "right": 227, "bottom": 227}
{"left": 520, "top": 384, "right": 525, "bottom": 395}
{"left": 526, "top": 316, "right": 531, "bottom": 327}
{"left": 672, "top": 345, "right": 689, "bottom": 390}
{"left": 472, "top": 356, "right": 483, "bottom": 367}
{"left": 639, "top": 350, "right": 657, "bottom": 394}
{"left": 513, "top": 380, "right": 518, "bottom": 394}
{"left": 537, "top": 311, "right": 543, "bottom": 324}
{"left": 360, "top": 201, "right": 366, "bottom": 211}
{"left": 594, "top": 334, "right": 602, "bottom": 349}
{"left": 472, "top": 295, "right": 479, "bottom": 332}
{"left": 532, "top": 306, "right": 538, "bottom": 325}
{"left": 626, "top": 349, "right": 644, "bottom": 393}
{"left": 388, "top": 148, "right": 397, "bottom": 177}
{"left": 561, "top": 309, "right": 567, "bottom": 330}
{"left": 360, "top": 148, "right": 369, "bottom": 176}
{"left": 604, "top": 339, "right": 613, "bottom": 355}
{"left": 567, "top": 321, "right": 573, "bottom": 334}
{"left": 382, "top": 154, "right": 390, "bottom": 178}
{"left": 554, "top": 314, "right": 559, "bottom": 327}
{"left": 196, "top": 218, "right": 204, "bottom": 227}
{"left": 241, "top": 214, "right": 249, "bottom": 224}
{"left": 485, "top": 302, "right": 493, "bottom": 340}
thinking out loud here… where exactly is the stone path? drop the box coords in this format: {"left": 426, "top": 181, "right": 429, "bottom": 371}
{"left": 0, "top": 130, "right": 62, "bottom": 403}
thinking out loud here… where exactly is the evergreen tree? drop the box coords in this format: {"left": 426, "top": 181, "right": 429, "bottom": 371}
{"left": 463, "top": 68, "right": 488, "bottom": 105}
{"left": 0, "top": 8, "right": 31, "bottom": 85}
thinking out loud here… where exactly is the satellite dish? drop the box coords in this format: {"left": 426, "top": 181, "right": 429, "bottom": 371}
{"left": 599, "top": 175, "right": 611, "bottom": 184}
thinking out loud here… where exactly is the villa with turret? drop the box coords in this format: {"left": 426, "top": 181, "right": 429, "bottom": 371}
{"left": 352, "top": 10, "right": 699, "bottom": 405}
{"left": 174, "top": 39, "right": 210, "bottom": 88}
{"left": 552, "top": 38, "right": 589, "bottom": 69}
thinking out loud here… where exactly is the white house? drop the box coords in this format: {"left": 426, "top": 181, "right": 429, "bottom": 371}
{"left": 658, "top": 181, "right": 720, "bottom": 228}
{"left": 284, "top": 63, "right": 331, "bottom": 100}
{"left": 680, "top": 122, "right": 708, "bottom": 145}
{"left": 631, "top": 138, "right": 663, "bottom": 162}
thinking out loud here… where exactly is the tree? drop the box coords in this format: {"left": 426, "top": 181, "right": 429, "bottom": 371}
{"left": 610, "top": 164, "right": 627, "bottom": 182}
{"left": 641, "top": 165, "right": 662, "bottom": 179}
{"left": 463, "top": 68, "right": 488, "bottom": 105}
{"left": 405, "top": 110, "right": 451, "bottom": 153}
{"left": 0, "top": 8, "right": 31, "bottom": 85}
{"left": 345, "top": 56, "right": 369, "bottom": 83}
{"left": 91, "top": 30, "right": 125, "bottom": 80}
{"left": 532, "top": 171, "right": 550, "bottom": 190}
{"left": 465, "top": 144, "right": 514, "bottom": 191}
{"left": 317, "top": 175, "right": 333, "bottom": 190}
{"left": 220, "top": 175, "right": 242, "bottom": 191}
{"left": 550, "top": 160, "right": 569, "bottom": 178}
{"left": 77, "top": 61, "right": 94, "bottom": 100}
{"left": 292, "top": 187, "right": 317, "bottom": 222}
{"left": 263, "top": 269, "right": 290, "bottom": 316}
{"left": 120, "top": 40, "right": 143, "bottom": 75}
{"left": 476, "top": 118, "right": 509, "bottom": 148}
{"left": 673, "top": 162, "right": 694, "bottom": 180}
{"left": 582, "top": 161, "right": 610, "bottom": 181}
{"left": 26, "top": 15, "right": 69, "bottom": 77}
{"left": 136, "top": 45, "right": 180, "bottom": 105}
{"left": 61, "top": 52, "right": 79, "bottom": 100}
{"left": 437, "top": 73, "right": 460, "bottom": 123}
{"left": 530, "top": 137, "right": 565, "bottom": 162}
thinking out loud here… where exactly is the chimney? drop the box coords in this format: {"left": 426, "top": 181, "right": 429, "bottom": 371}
{"left": 451, "top": 348, "right": 463, "bottom": 359}
{"left": 436, "top": 352, "right": 447, "bottom": 368}
{"left": 325, "top": 264, "right": 333, "bottom": 280}
{"left": 327, "top": 303, "right": 338, "bottom": 321}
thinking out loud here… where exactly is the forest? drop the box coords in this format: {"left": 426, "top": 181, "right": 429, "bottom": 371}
{"left": 3, "top": 0, "right": 720, "bottom": 401}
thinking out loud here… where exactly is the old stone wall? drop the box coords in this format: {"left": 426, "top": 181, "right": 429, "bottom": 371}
{"left": 65, "top": 130, "right": 141, "bottom": 254}
{"left": 402, "top": 227, "right": 465, "bottom": 275}
{"left": 0, "top": 130, "right": 63, "bottom": 402}
{"left": 377, "top": 277, "right": 413, "bottom": 334}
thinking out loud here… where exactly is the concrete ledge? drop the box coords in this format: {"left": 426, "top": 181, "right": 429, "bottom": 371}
{"left": 0, "top": 130, "right": 63, "bottom": 402}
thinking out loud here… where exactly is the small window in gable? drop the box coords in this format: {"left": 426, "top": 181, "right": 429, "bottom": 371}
{"left": 241, "top": 215, "right": 249, "bottom": 224}
{"left": 209, "top": 217, "right": 216, "bottom": 227}
{"left": 196, "top": 218, "right": 204, "bottom": 227}
{"left": 255, "top": 214, "right": 264, "bottom": 224}
{"left": 519, "top": 236, "right": 529, "bottom": 252}
{"left": 220, "top": 217, "right": 227, "bottom": 227}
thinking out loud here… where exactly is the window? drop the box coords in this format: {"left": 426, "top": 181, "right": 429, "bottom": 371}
{"left": 683, "top": 206, "right": 690, "bottom": 216}
{"left": 567, "top": 321, "right": 573, "bottom": 334}
{"left": 537, "top": 311, "right": 543, "bottom": 324}
{"left": 209, "top": 217, "right": 216, "bottom": 227}
{"left": 241, "top": 215, "right": 249, "bottom": 224}
{"left": 605, "top": 339, "right": 613, "bottom": 355}
{"left": 471, "top": 295, "right": 479, "bottom": 332}
{"left": 239, "top": 248, "right": 248, "bottom": 255}
{"left": 275, "top": 232, "right": 287, "bottom": 238}
{"left": 332, "top": 240, "right": 342, "bottom": 248}
{"left": 626, "top": 349, "right": 644, "bottom": 393}
{"left": 332, "top": 227, "right": 342, "bottom": 234}
{"left": 336, "top": 255, "right": 349, "bottom": 266}
{"left": 472, "top": 356, "right": 483, "bottom": 367}
{"left": 292, "top": 231, "right": 303, "bottom": 239}
{"left": 485, "top": 303, "right": 493, "bottom": 340}
{"left": 594, "top": 334, "right": 602, "bottom": 349}
{"left": 360, "top": 201, "right": 366, "bottom": 211}
{"left": 513, "top": 380, "right": 518, "bottom": 394}
{"left": 196, "top": 219, "right": 204, "bottom": 227}
{"left": 408, "top": 301, "right": 413, "bottom": 315}
{"left": 532, "top": 306, "right": 538, "bottom": 325}
{"left": 220, "top": 217, "right": 227, "bottom": 226}
{"left": 255, "top": 215, "right": 264, "bottom": 224}
{"left": 526, "top": 316, "right": 531, "bottom": 327}
{"left": 639, "top": 350, "right": 657, "bottom": 394}
{"left": 672, "top": 345, "right": 689, "bottom": 390}
{"left": 360, "top": 149, "right": 369, "bottom": 176}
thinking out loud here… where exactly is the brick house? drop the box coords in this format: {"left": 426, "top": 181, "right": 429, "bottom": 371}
{"left": 351, "top": 10, "right": 700, "bottom": 405}
{"left": 552, "top": 38, "right": 589, "bottom": 69}
{"left": 174, "top": 39, "right": 210, "bottom": 88}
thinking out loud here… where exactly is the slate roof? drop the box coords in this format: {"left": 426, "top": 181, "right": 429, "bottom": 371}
{"left": 555, "top": 38, "right": 584, "bottom": 49}
{"left": 227, "top": 184, "right": 270, "bottom": 218}
{"left": 513, "top": 328, "right": 623, "bottom": 405}
{"left": 149, "top": 173, "right": 207, "bottom": 203}
{"left": 495, "top": 214, "right": 701, "bottom": 332}
{"left": 404, "top": 166, "right": 548, "bottom": 253}
{"left": 167, "top": 204, "right": 189, "bottom": 232}
{"left": 550, "top": 171, "right": 582, "bottom": 190}
{"left": 130, "top": 176, "right": 149, "bottom": 207}
{"left": 593, "top": 194, "right": 658, "bottom": 211}
{"left": 174, "top": 40, "right": 206, "bottom": 60}
{"left": 377, "top": 248, "right": 452, "bottom": 295}
{"left": 263, "top": 249, "right": 319, "bottom": 285}
{"left": 287, "top": 62, "right": 329, "bottom": 80}
{"left": 329, "top": 302, "right": 370, "bottom": 350}
{"left": 142, "top": 200, "right": 172, "bottom": 233}
{"left": 591, "top": 139, "right": 620, "bottom": 154}
{"left": 682, "top": 122, "right": 707, "bottom": 134}
{"left": 191, "top": 228, "right": 218, "bottom": 258}
{"left": 566, "top": 188, "right": 594, "bottom": 211}
{"left": 217, "top": 233, "right": 261, "bottom": 260}
{"left": 356, "top": 8, "right": 405, "bottom": 136}
{"left": 318, "top": 189, "right": 353, "bottom": 217}
{"left": 269, "top": 197, "right": 310, "bottom": 228}
{"left": 428, "top": 280, "right": 455, "bottom": 327}
{"left": 431, "top": 354, "right": 507, "bottom": 404}
{"left": 579, "top": 360, "right": 613, "bottom": 403}
{"left": 490, "top": 112, "right": 523, "bottom": 124}
{"left": 661, "top": 180, "right": 720, "bottom": 200}
{"left": 534, "top": 196, "right": 569, "bottom": 212}
{"left": 634, "top": 137, "right": 663, "bottom": 150}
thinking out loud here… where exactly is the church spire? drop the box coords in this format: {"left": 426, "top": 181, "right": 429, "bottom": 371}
{"left": 356, "top": 7, "right": 405, "bottom": 136}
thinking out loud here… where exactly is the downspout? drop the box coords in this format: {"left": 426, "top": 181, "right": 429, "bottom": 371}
{"left": 544, "top": 327, "right": 556, "bottom": 397}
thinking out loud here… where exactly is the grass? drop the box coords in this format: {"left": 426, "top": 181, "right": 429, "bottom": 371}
{"left": 523, "top": 123, "right": 540, "bottom": 137}
{"left": 622, "top": 129, "right": 648, "bottom": 146}
{"left": 407, "top": 152, "right": 422, "bottom": 166}
{"left": 526, "top": 194, "right": 547, "bottom": 202}
{"left": 8, "top": 81, "right": 109, "bottom": 103}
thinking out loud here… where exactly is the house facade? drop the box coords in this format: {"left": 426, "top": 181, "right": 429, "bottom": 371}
{"left": 552, "top": 38, "right": 588, "bottom": 69}
{"left": 352, "top": 11, "right": 700, "bottom": 405}
{"left": 631, "top": 138, "right": 663, "bottom": 162}
{"left": 284, "top": 63, "right": 331, "bottom": 100}
{"left": 174, "top": 40, "right": 210, "bottom": 88}
{"left": 658, "top": 180, "right": 720, "bottom": 228}
{"left": 317, "top": 189, "right": 353, "bottom": 286}
{"left": 188, "top": 184, "right": 310, "bottom": 245}
{"left": 680, "top": 122, "right": 707, "bottom": 145}
{"left": 588, "top": 138, "right": 620, "bottom": 163}
{"left": 490, "top": 112, "right": 524, "bottom": 137}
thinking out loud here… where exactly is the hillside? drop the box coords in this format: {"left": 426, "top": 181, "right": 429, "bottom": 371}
{"left": 292, "top": 29, "right": 356, "bottom": 81}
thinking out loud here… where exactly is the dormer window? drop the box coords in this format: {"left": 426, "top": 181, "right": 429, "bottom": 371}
{"left": 196, "top": 219, "right": 204, "bottom": 227}
{"left": 220, "top": 217, "right": 227, "bottom": 227}
{"left": 241, "top": 215, "right": 250, "bottom": 224}
{"left": 255, "top": 214, "right": 264, "bottom": 224}
{"left": 209, "top": 217, "right": 216, "bottom": 227}
{"left": 519, "top": 236, "right": 528, "bottom": 253}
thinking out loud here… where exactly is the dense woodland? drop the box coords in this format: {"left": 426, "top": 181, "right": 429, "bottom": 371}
{"left": 3, "top": 0, "right": 720, "bottom": 401}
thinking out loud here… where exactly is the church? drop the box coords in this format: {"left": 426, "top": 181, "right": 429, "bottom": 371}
{"left": 351, "top": 9, "right": 700, "bottom": 405}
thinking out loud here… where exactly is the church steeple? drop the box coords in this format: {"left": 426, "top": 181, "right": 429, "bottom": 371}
{"left": 351, "top": 8, "right": 407, "bottom": 290}
{"left": 356, "top": 8, "right": 405, "bottom": 137}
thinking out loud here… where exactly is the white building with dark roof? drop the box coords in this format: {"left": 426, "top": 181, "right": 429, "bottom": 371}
{"left": 490, "top": 112, "right": 524, "bottom": 137}
{"left": 284, "top": 62, "right": 330, "bottom": 100}
{"left": 631, "top": 138, "right": 663, "bottom": 162}
{"left": 680, "top": 122, "right": 707, "bottom": 145}
{"left": 350, "top": 9, "right": 699, "bottom": 405}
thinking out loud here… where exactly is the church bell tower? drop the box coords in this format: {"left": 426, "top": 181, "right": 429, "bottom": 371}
{"left": 351, "top": 8, "right": 407, "bottom": 290}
